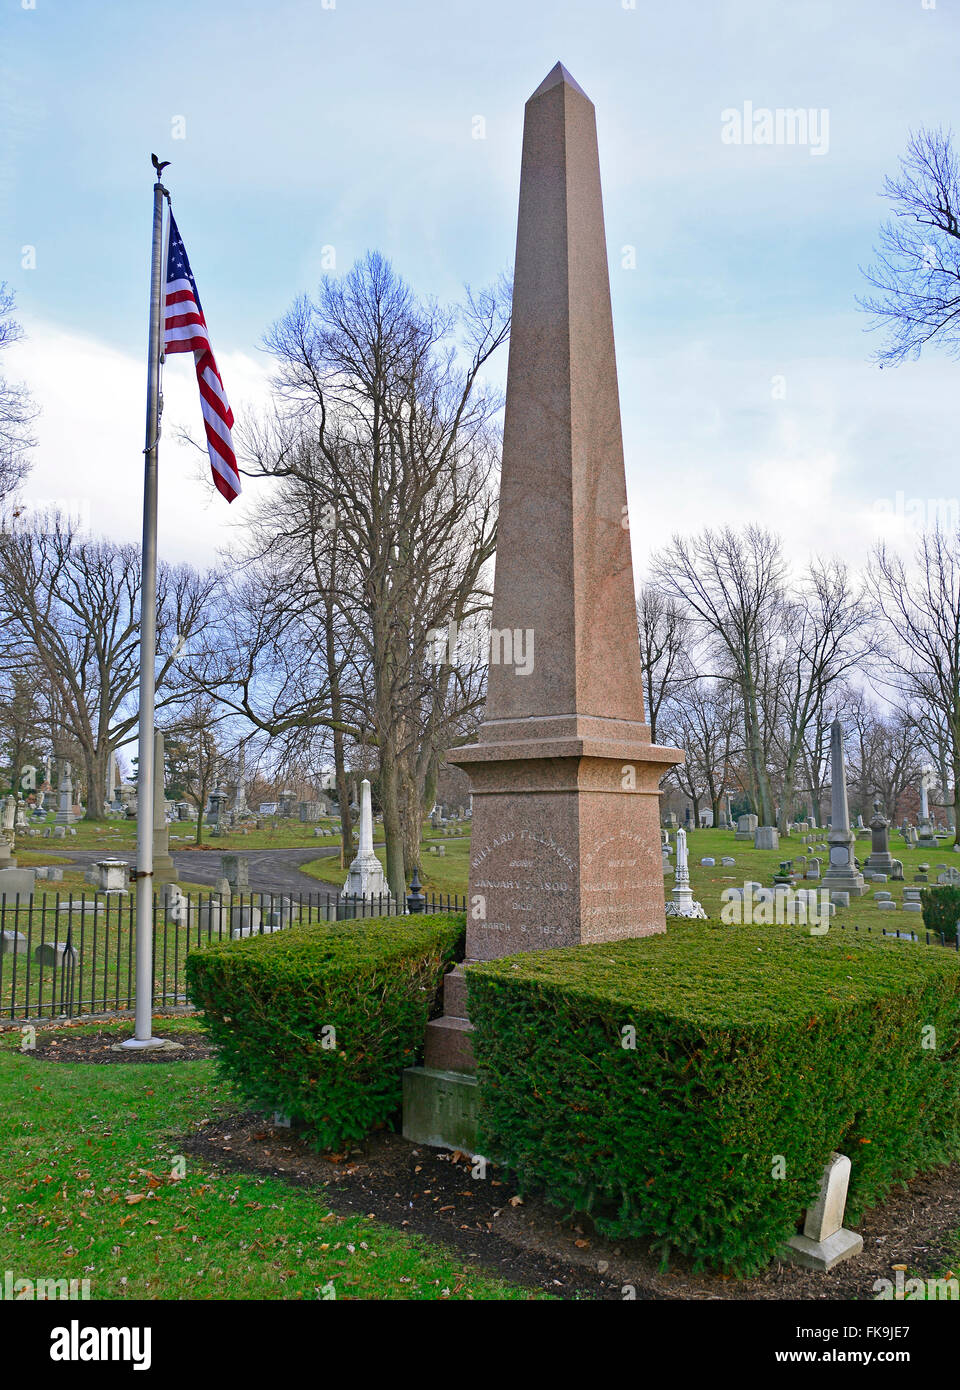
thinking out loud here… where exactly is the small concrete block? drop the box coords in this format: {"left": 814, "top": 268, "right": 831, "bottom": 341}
{"left": 721, "top": 856, "right": 736, "bottom": 866}
{"left": 874, "top": 891, "right": 892, "bottom": 900}
{"left": 700, "top": 857, "right": 715, "bottom": 867}
{"left": 0, "top": 931, "right": 28, "bottom": 955}
{"left": 402, "top": 1067, "right": 479, "bottom": 1153}
{"left": 902, "top": 903, "right": 923, "bottom": 913}
{"left": 782, "top": 1228, "right": 864, "bottom": 1272}
{"left": 830, "top": 892, "right": 850, "bottom": 908}
{"left": 876, "top": 901, "right": 896, "bottom": 910}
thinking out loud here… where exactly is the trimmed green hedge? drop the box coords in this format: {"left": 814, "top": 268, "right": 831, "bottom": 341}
{"left": 921, "top": 885, "right": 960, "bottom": 942}
{"left": 467, "top": 923, "right": 960, "bottom": 1274}
{"left": 186, "top": 913, "right": 464, "bottom": 1150}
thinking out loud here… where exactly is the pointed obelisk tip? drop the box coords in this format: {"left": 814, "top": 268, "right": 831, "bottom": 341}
{"left": 529, "top": 62, "right": 590, "bottom": 102}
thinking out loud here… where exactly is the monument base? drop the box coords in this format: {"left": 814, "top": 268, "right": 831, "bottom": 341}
{"left": 451, "top": 716, "right": 680, "bottom": 960}
{"left": 780, "top": 1228, "right": 863, "bottom": 1272}
{"left": 402, "top": 1067, "right": 479, "bottom": 1153}
{"left": 152, "top": 855, "right": 178, "bottom": 886}
{"left": 821, "top": 872, "right": 867, "bottom": 898}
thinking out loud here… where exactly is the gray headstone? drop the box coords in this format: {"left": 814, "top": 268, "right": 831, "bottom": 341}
{"left": 0, "top": 868, "right": 36, "bottom": 902}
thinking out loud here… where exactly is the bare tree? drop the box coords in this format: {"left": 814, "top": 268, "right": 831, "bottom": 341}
{"left": 226, "top": 253, "right": 509, "bottom": 895}
{"left": 860, "top": 128, "right": 960, "bottom": 366}
{"left": 767, "top": 559, "right": 873, "bottom": 830}
{"left": 651, "top": 525, "right": 786, "bottom": 824}
{"left": 0, "top": 514, "right": 216, "bottom": 819}
{"left": 846, "top": 692, "right": 922, "bottom": 823}
{"left": 636, "top": 586, "right": 688, "bottom": 745}
{"left": 163, "top": 696, "right": 222, "bottom": 845}
{"left": 868, "top": 530, "right": 960, "bottom": 846}
{"left": 0, "top": 284, "right": 37, "bottom": 503}
{"left": 660, "top": 675, "right": 739, "bottom": 827}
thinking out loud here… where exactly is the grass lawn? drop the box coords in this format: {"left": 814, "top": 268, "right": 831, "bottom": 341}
{"left": 679, "top": 826, "right": 960, "bottom": 935}
{"left": 17, "top": 814, "right": 346, "bottom": 854}
{"left": 0, "top": 1017, "right": 543, "bottom": 1301}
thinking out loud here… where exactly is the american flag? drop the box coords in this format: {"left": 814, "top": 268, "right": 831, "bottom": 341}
{"left": 163, "top": 213, "right": 241, "bottom": 502}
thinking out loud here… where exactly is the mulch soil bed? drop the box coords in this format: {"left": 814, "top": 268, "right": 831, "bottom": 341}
{"left": 180, "top": 1109, "right": 960, "bottom": 1301}
{"left": 19, "top": 1028, "right": 214, "bottom": 1064}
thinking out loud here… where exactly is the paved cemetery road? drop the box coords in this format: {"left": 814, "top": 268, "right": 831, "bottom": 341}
{"left": 45, "top": 846, "right": 343, "bottom": 897}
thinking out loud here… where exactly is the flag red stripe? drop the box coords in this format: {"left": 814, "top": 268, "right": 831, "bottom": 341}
{"left": 164, "top": 212, "right": 240, "bottom": 502}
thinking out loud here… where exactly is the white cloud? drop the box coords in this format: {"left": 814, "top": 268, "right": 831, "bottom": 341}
{"left": 9, "top": 324, "right": 272, "bottom": 566}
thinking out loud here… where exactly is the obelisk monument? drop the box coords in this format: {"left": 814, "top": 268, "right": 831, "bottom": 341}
{"left": 342, "top": 778, "right": 386, "bottom": 901}
{"left": 404, "top": 65, "right": 683, "bottom": 1151}
{"left": 450, "top": 63, "right": 682, "bottom": 960}
{"left": 821, "top": 719, "right": 865, "bottom": 898}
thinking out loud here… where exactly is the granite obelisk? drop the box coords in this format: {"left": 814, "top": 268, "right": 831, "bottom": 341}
{"left": 821, "top": 719, "right": 865, "bottom": 898}
{"left": 404, "top": 65, "right": 684, "bottom": 1151}
{"left": 451, "top": 63, "right": 683, "bottom": 960}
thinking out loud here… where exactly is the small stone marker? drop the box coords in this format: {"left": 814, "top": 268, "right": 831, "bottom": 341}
{"left": 700, "top": 857, "right": 715, "bottom": 867}
{"left": 34, "top": 941, "right": 78, "bottom": 967}
{"left": 754, "top": 827, "right": 779, "bottom": 851}
{"left": 221, "top": 852, "right": 249, "bottom": 893}
{"left": 830, "top": 891, "right": 850, "bottom": 908}
{"left": 95, "top": 859, "right": 128, "bottom": 893}
{"left": 0, "top": 868, "right": 35, "bottom": 902}
{"left": 735, "top": 814, "right": 758, "bottom": 841}
{"left": 782, "top": 1152, "right": 863, "bottom": 1271}
{"left": 163, "top": 883, "right": 189, "bottom": 924}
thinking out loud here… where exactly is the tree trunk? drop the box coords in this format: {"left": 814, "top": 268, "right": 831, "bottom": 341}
{"left": 332, "top": 727, "right": 352, "bottom": 869}
{"left": 83, "top": 745, "right": 107, "bottom": 822}
{"left": 378, "top": 742, "right": 406, "bottom": 900}
{"left": 401, "top": 766, "right": 422, "bottom": 888}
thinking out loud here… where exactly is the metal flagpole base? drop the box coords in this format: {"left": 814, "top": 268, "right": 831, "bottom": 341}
{"left": 114, "top": 1036, "right": 184, "bottom": 1052}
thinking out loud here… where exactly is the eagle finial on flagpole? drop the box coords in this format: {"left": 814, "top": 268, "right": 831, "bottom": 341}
{"left": 151, "top": 152, "right": 170, "bottom": 184}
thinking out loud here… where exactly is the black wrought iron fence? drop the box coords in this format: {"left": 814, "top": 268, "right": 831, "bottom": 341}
{"left": 0, "top": 888, "right": 466, "bottom": 1023}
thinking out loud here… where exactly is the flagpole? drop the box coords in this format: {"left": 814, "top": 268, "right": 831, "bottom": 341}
{"left": 123, "top": 161, "right": 169, "bottom": 1049}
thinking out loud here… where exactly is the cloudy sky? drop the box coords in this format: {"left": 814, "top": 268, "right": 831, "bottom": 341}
{"left": 2, "top": 0, "right": 957, "bottom": 576}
